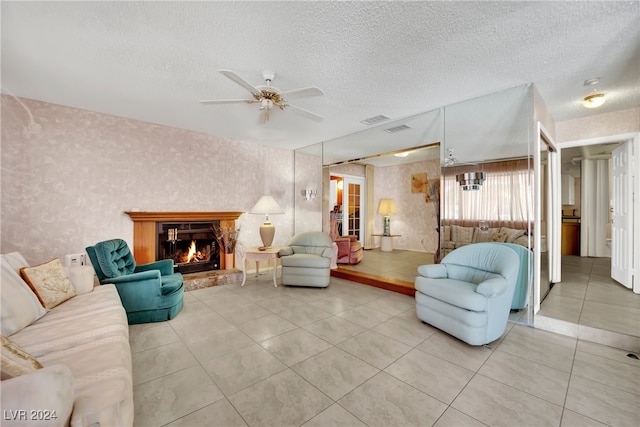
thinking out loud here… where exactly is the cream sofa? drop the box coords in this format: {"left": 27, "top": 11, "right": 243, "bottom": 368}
{"left": 442, "top": 224, "right": 532, "bottom": 255}
{"left": 0, "top": 252, "right": 133, "bottom": 427}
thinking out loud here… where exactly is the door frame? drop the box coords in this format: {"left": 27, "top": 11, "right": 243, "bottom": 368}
{"left": 329, "top": 173, "right": 366, "bottom": 242}
{"left": 557, "top": 132, "right": 639, "bottom": 294}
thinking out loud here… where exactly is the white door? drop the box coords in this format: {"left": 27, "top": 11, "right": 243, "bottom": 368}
{"left": 342, "top": 176, "right": 365, "bottom": 242}
{"left": 611, "top": 141, "right": 633, "bottom": 288}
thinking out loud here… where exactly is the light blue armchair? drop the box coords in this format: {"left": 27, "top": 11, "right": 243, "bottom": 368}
{"left": 278, "top": 232, "right": 334, "bottom": 288}
{"left": 86, "top": 239, "right": 184, "bottom": 324}
{"left": 414, "top": 242, "right": 519, "bottom": 346}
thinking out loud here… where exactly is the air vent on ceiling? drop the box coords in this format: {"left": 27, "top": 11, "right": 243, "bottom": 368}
{"left": 383, "top": 124, "right": 411, "bottom": 133}
{"left": 361, "top": 115, "right": 390, "bottom": 125}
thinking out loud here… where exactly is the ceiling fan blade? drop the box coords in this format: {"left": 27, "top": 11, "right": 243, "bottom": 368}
{"left": 218, "top": 69, "right": 261, "bottom": 96}
{"left": 279, "top": 86, "right": 324, "bottom": 99}
{"left": 199, "top": 99, "right": 254, "bottom": 105}
{"left": 286, "top": 104, "right": 325, "bottom": 122}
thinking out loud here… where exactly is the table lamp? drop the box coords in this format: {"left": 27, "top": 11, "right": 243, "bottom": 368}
{"left": 250, "top": 195, "right": 284, "bottom": 248}
{"left": 378, "top": 198, "right": 396, "bottom": 236}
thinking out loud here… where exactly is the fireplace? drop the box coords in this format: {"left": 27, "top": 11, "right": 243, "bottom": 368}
{"left": 125, "top": 211, "right": 243, "bottom": 272}
{"left": 156, "top": 221, "right": 220, "bottom": 274}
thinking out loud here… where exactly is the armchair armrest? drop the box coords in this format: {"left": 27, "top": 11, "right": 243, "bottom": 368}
{"left": 321, "top": 247, "right": 335, "bottom": 259}
{"left": 475, "top": 277, "right": 508, "bottom": 298}
{"left": 103, "top": 269, "right": 161, "bottom": 284}
{"left": 417, "top": 264, "right": 448, "bottom": 278}
{"left": 135, "top": 259, "right": 174, "bottom": 275}
{"left": 278, "top": 247, "right": 293, "bottom": 257}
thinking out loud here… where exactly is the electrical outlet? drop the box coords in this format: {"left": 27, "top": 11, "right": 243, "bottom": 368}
{"left": 65, "top": 253, "right": 85, "bottom": 267}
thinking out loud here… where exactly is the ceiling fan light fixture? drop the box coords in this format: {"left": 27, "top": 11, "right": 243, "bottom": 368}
{"left": 583, "top": 93, "right": 605, "bottom": 109}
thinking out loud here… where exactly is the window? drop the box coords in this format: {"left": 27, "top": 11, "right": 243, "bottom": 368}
{"left": 443, "top": 159, "right": 533, "bottom": 227}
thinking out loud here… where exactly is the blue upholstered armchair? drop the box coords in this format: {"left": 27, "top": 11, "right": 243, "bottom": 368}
{"left": 414, "top": 242, "right": 519, "bottom": 346}
{"left": 278, "top": 231, "right": 334, "bottom": 288}
{"left": 86, "top": 239, "right": 184, "bottom": 324}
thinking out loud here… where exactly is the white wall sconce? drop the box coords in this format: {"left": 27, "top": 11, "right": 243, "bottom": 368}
{"left": 301, "top": 189, "right": 317, "bottom": 200}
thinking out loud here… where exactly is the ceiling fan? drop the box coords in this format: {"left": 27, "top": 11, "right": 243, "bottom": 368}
{"left": 199, "top": 69, "right": 325, "bottom": 123}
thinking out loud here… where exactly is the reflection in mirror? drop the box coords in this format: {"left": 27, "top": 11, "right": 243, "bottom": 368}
{"left": 442, "top": 84, "right": 535, "bottom": 326}
{"left": 295, "top": 84, "right": 538, "bottom": 326}
{"left": 303, "top": 108, "right": 445, "bottom": 295}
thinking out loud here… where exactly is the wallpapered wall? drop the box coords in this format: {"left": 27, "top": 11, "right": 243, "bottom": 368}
{"left": 374, "top": 159, "right": 440, "bottom": 253}
{"left": 0, "top": 96, "right": 296, "bottom": 265}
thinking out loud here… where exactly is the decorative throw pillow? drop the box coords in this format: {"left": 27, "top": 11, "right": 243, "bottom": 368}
{"left": 492, "top": 232, "right": 508, "bottom": 243}
{"left": 500, "top": 227, "right": 526, "bottom": 243}
{"left": 20, "top": 259, "right": 77, "bottom": 309}
{"left": 442, "top": 225, "right": 451, "bottom": 242}
{"left": 451, "top": 225, "right": 474, "bottom": 244}
{"left": 1, "top": 335, "right": 42, "bottom": 380}
{"left": 473, "top": 227, "right": 499, "bottom": 242}
{"left": 0, "top": 255, "right": 47, "bottom": 336}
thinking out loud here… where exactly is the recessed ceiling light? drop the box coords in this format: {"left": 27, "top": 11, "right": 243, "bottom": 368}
{"left": 583, "top": 77, "right": 600, "bottom": 86}
{"left": 583, "top": 93, "right": 606, "bottom": 108}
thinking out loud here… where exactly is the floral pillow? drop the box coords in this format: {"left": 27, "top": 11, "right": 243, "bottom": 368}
{"left": 492, "top": 232, "right": 508, "bottom": 243}
{"left": 20, "top": 258, "right": 77, "bottom": 309}
{"left": 500, "top": 227, "right": 526, "bottom": 243}
{"left": 1, "top": 335, "right": 42, "bottom": 380}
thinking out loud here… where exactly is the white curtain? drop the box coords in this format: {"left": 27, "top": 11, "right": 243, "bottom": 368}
{"left": 443, "top": 159, "right": 532, "bottom": 227}
{"left": 364, "top": 165, "right": 375, "bottom": 249}
{"left": 581, "top": 159, "right": 610, "bottom": 257}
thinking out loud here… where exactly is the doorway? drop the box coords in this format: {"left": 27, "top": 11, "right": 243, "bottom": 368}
{"left": 558, "top": 133, "right": 638, "bottom": 292}
{"left": 329, "top": 174, "right": 365, "bottom": 242}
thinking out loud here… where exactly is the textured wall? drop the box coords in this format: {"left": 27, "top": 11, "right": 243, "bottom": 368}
{"left": 1, "top": 96, "right": 295, "bottom": 265}
{"left": 374, "top": 159, "right": 440, "bottom": 252}
{"left": 556, "top": 107, "right": 640, "bottom": 142}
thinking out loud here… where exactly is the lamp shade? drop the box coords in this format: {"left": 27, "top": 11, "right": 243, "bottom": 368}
{"left": 250, "top": 195, "right": 284, "bottom": 248}
{"left": 377, "top": 199, "right": 396, "bottom": 216}
{"left": 250, "top": 195, "right": 284, "bottom": 215}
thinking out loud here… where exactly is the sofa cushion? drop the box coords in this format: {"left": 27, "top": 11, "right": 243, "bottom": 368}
{"left": 9, "top": 285, "right": 133, "bottom": 427}
{"left": 280, "top": 253, "right": 331, "bottom": 269}
{"left": 451, "top": 225, "right": 474, "bottom": 244}
{"left": 0, "top": 254, "right": 47, "bottom": 336}
{"left": 500, "top": 227, "right": 526, "bottom": 243}
{"left": 20, "top": 259, "right": 77, "bottom": 309}
{"left": 0, "top": 364, "right": 74, "bottom": 427}
{"left": 1, "top": 335, "right": 42, "bottom": 380}
{"left": 473, "top": 227, "right": 499, "bottom": 242}
{"left": 491, "top": 232, "right": 508, "bottom": 242}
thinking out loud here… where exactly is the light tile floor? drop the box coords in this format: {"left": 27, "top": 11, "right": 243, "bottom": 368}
{"left": 538, "top": 256, "right": 640, "bottom": 351}
{"left": 341, "top": 250, "right": 639, "bottom": 348}
{"left": 131, "top": 273, "right": 640, "bottom": 426}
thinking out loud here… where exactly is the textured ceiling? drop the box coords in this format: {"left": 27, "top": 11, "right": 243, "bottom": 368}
{"left": 2, "top": 1, "right": 639, "bottom": 151}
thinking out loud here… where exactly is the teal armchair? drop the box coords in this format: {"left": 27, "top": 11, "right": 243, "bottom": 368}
{"left": 86, "top": 239, "right": 184, "bottom": 324}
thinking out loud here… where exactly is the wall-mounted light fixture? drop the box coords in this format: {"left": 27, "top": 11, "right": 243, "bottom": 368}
{"left": 301, "top": 189, "right": 317, "bottom": 200}
{"left": 456, "top": 172, "right": 486, "bottom": 191}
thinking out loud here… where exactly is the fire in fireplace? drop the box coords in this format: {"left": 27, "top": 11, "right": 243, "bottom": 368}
{"left": 157, "top": 221, "right": 220, "bottom": 274}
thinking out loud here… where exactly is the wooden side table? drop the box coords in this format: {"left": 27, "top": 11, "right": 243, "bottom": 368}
{"left": 241, "top": 247, "right": 281, "bottom": 287}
